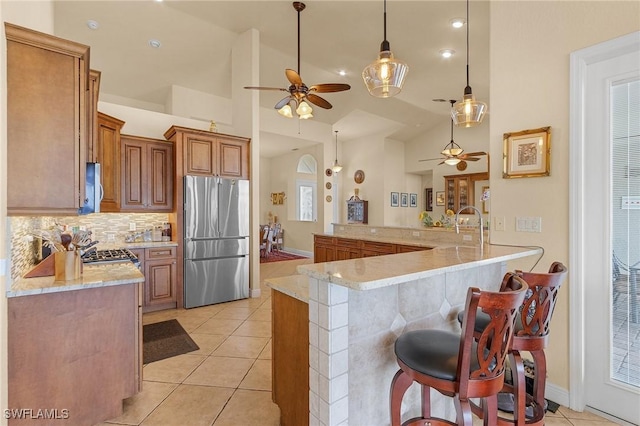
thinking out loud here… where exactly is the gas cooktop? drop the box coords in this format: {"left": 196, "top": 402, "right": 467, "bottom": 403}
{"left": 82, "top": 248, "right": 140, "bottom": 267}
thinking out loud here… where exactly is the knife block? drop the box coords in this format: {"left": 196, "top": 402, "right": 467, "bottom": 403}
{"left": 54, "top": 251, "right": 82, "bottom": 281}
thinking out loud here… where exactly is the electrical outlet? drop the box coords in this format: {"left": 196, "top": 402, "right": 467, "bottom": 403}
{"left": 463, "top": 234, "right": 472, "bottom": 241}
{"left": 370, "top": 228, "right": 376, "bottom": 233}
{"left": 412, "top": 231, "right": 420, "bottom": 237}
{"left": 494, "top": 216, "right": 505, "bottom": 231}
{"left": 129, "top": 222, "right": 137, "bottom": 231}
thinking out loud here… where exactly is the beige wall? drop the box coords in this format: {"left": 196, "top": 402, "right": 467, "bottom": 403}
{"left": 489, "top": 0, "right": 640, "bottom": 393}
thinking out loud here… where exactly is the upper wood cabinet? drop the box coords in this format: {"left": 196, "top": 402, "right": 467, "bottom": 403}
{"left": 6, "top": 23, "right": 90, "bottom": 215}
{"left": 97, "top": 112, "right": 125, "bottom": 212}
{"left": 86, "top": 70, "right": 101, "bottom": 163}
{"left": 121, "top": 135, "right": 174, "bottom": 212}
{"left": 444, "top": 172, "right": 489, "bottom": 215}
{"left": 164, "top": 126, "right": 250, "bottom": 179}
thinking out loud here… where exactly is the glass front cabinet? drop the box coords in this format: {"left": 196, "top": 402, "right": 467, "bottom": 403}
{"left": 347, "top": 196, "right": 368, "bottom": 224}
{"left": 444, "top": 172, "right": 489, "bottom": 215}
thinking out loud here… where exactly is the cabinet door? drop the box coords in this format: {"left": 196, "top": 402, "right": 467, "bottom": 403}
{"left": 219, "top": 138, "right": 249, "bottom": 179}
{"left": 86, "top": 70, "right": 101, "bottom": 163}
{"left": 147, "top": 142, "right": 174, "bottom": 211}
{"left": 184, "top": 134, "right": 216, "bottom": 176}
{"left": 121, "top": 138, "right": 147, "bottom": 210}
{"left": 97, "top": 112, "right": 124, "bottom": 212}
{"left": 6, "top": 23, "right": 89, "bottom": 215}
{"left": 145, "top": 259, "right": 177, "bottom": 310}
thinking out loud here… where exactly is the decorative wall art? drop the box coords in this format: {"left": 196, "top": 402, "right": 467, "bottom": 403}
{"left": 401, "top": 193, "right": 408, "bottom": 207}
{"left": 482, "top": 186, "right": 490, "bottom": 214}
{"left": 436, "top": 191, "right": 445, "bottom": 206}
{"left": 503, "top": 126, "right": 551, "bottom": 178}
{"left": 326, "top": 182, "right": 332, "bottom": 190}
{"left": 391, "top": 192, "right": 399, "bottom": 207}
{"left": 354, "top": 169, "right": 365, "bottom": 184}
{"left": 271, "top": 192, "right": 285, "bottom": 205}
{"left": 410, "top": 193, "right": 417, "bottom": 208}
{"left": 425, "top": 188, "right": 433, "bottom": 211}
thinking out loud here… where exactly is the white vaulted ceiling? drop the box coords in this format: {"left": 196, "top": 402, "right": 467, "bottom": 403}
{"left": 52, "top": 1, "right": 489, "bottom": 157}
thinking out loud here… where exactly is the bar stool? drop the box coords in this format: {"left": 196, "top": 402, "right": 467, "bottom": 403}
{"left": 390, "top": 272, "right": 528, "bottom": 426}
{"left": 458, "top": 262, "right": 568, "bottom": 425}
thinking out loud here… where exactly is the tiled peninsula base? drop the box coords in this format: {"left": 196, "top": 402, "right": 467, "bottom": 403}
{"left": 307, "top": 262, "right": 505, "bottom": 426}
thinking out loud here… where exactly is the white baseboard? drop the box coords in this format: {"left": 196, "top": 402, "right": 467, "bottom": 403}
{"left": 279, "top": 247, "right": 313, "bottom": 258}
{"left": 249, "top": 288, "right": 261, "bottom": 298}
{"left": 546, "top": 382, "right": 569, "bottom": 408}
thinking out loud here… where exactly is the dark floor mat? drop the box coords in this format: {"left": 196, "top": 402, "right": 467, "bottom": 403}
{"left": 143, "top": 319, "right": 199, "bottom": 364}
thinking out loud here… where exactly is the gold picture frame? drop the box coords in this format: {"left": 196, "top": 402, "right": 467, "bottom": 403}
{"left": 503, "top": 126, "right": 551, "bottom": 178}
{"left": 271, "top": 192, "right": 285, "bottom": 205}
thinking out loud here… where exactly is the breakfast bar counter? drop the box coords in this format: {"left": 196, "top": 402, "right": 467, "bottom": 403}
{"left": 268, "top": 244, "right": 541, "bottom": 426}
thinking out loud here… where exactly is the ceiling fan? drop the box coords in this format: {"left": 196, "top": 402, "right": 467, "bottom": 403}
{"left": 243, "top": 2, "right": 351, "bottom": 119}
{"left": 419, "top": 99, "right": 486, "bottom": 167}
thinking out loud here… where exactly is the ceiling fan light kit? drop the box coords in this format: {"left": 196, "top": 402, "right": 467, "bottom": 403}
{"left": 451, "top": 0, "right": 487, "bottom": 127}
{"left": 362, "top": 0, "right": 408, "bottom": 98}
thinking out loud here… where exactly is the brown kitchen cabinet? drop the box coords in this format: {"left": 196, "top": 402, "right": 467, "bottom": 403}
{"left": 164, "top": 126, "right": 250, "bottom": 179}
{"left": 272, "top": 289, "right": 309, "bottom": 426}
{"left": 361, "top": 240, "right": 396, "bottom": 257}
{"left": 121, "top": 135, "right": 174, "bottom": 212}
{"left": 86, "top": 69, "right": 101, "bottom": 163}
{"left": 97, "top": 112, "right": 125, "bottom": 212}
{"left": 444, "top": 172, "right": 489, "bottom": 215}
{"left": 6, "top": 23, "right": 90, "bottom": 215}
{"left": 8, "top": 282, "right": 142, "bottom": 425}
{"left": 144, "top": 247, "right": 178, "bottom": 312}
{"left": 335, "top": 237, "right": 362, "bottom": 260}
{"left": 314, "top": 235, "right": 336, "bottom": 263}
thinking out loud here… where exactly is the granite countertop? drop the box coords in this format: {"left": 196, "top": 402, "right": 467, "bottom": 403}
{"left": 265, "top": 275, "right": 309, "bottom": 303}
{"left": 8, "top": 262, "right": 145, "bottom": 298}
{"left": 297, "top": 244, "right": 542, "bottom": 291}
{"left": 98, "top": 241, "right": 178, "bottom": 250}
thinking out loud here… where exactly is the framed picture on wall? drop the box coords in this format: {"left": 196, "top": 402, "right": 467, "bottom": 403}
{"left": 391, "top": 192, "right": 399, "bottom": 207}
{"left": 436, "top": 191, "right": 445, "bottom": 206}
{"left": 425, "top": 188, "right": 433, "bottom": 211}
{"left": 410, "top": 193, "right": 417, "bottom": 207}
{"left": 503, "top": 126, "right": 551, "bottom": 178}
{"left": 401, "top": 193, "right": 408, "bottom": 207}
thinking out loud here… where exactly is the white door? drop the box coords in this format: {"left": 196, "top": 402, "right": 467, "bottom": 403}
{"left": 579, "top": 34, "right": 640, "bottom": 424}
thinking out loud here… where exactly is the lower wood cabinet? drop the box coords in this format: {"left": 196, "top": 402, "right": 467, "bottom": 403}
{"left": 130, "top": 247, "right": 177, "bottom": 313}
{"left": 272, "top": 290, "right": 309, "bottom": 426}
{"left": 314, "top": 235, "right": 431, "bottom": 263}
{"left": 8, "top": 283, "right": 142, "bottom": 426}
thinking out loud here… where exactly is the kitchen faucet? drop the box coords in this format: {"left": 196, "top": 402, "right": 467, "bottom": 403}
{"left": 455, "top": 206, "right": 484, "bottom": 248}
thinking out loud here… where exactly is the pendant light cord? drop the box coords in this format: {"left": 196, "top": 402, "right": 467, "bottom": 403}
{"left": 335, "top": 131, "right": 339, "bottom": 162}
{"left": 297, "top": 6, "right": 301, "bottom": 74}
{"left": 383, "top": 0, "right": 387, "bottom": 42}
{"left": 465, "top": 0, "right": 470, "bottom": 89}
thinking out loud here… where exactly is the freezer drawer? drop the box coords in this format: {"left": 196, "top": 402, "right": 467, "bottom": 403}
{"left": 184, "top": 256, "right": 249, "bottom": 308}
{"left": 184, "top": 237, "right": 248, "bottom": 260}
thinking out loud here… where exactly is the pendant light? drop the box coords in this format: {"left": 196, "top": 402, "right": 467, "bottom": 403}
{"left": 331, "top": 131, "right": 343, "bottom": 173}
{"left": 451, "top": 0, "right": 487, "bottom": 127}
{"left": 443, "top": 100, "right": 462, "bottom": 165}
{"left": 362, "top": 0, "right": 408, "bottom": 98}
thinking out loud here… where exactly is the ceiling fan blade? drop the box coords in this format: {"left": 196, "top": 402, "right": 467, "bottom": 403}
{"left": 274, "top": 96, "right": 293, "bottom": 110}
{"left": 460, "top": 151, "right": 487, "bottom": 157}
{"left": 244, "top": 86, "right": 288, "bottom": 91}
{"left": 306, "top": 94, "right": 332, "bottom": 109}
{"left": 309, "top": 83, "right": 351, "bottom": 93}
{"left": 438, "top": 161, "right": 446, "bottom": 166}
{"left": 285, "top": 69, "right": 303, "bottom": 86}
{"left": 460, "top": 157, "right": 481, "bottom": 161}
{"left": 419, "top": 157, "right": 446, "bottom": 162}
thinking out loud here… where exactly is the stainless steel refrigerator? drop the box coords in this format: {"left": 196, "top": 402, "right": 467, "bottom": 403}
{"left": 183, "top": 175, "right": 250, "bottom": 308}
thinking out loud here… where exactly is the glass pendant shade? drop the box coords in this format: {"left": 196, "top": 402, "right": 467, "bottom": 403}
{"left": 362, "top": 50, "right": 408, "bottom": 98}
{"left": 278, "top": 103, "right": 293, "bottom": 118}
{"left": 331, "top": 130, "right": 342, "bottom": 172}
{"left": 451, "top": 91, "right": 487, "bottom": 127}
{"left": 296, "top": 100, "right": 313, "bottom": 119}
{"left": 444, "top": 157, "right": 461, "bottom": 166}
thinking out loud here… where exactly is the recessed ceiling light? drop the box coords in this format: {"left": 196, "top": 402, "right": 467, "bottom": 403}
{"left": 86, "top": 20, "right": 99, "bottom": 30}
{"left": 148, "top": 39, "right": 162, "bottom": 49}
{"left": 338, "top": 70, "right": 346, "bottom": 76}
{"left": 450, "top": 18, "right": 466, "bottom": 29}
{"left": 439, "top": 49, "right": 455, "bottom": 59}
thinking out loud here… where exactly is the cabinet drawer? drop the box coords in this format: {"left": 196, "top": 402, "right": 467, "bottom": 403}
{"left": 146, "top": 247, "right": 176, "bottom": 260}
{"left": 335, "top": 237, "right": 360, "bottom": 249}
{"left": 314, "top": 235, "right": 335, "bottom": 246}
{"left": 361, "top": 241, "right": 395, "bottom": 254}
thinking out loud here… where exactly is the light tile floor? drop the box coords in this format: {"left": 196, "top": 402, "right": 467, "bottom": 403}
{"left": 100, "top": 258, "right": 619, "bottom": 426}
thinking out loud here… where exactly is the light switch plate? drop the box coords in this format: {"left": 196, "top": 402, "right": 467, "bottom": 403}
{"left": 129, "top": 222, "right": 137, "bottom": 231}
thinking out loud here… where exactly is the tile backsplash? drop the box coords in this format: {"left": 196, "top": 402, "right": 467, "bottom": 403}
{"left": 9, "top": 212, "right": 170, "bottom": 282}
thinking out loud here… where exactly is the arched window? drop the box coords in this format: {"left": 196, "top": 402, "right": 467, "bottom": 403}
{"left": 297, "top": 154, "right": 317, "bottom": 174}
